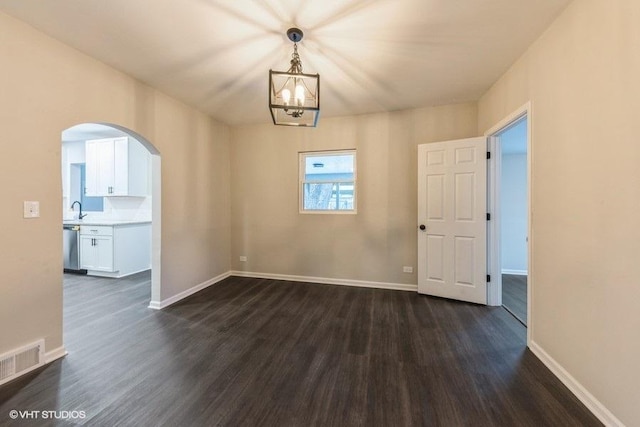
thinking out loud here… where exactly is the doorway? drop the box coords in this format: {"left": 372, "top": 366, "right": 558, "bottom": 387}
{"left": 486, "top": 104, "right": 531, "bottom": 331}
{"left": 416, "top": 105, "right": 531, "bottom": 333}
{"left": 61, "top": 122, "right": 161, "bottom": 306}
{"left": 496, "top": 117, "right": 528, "bottom": 324}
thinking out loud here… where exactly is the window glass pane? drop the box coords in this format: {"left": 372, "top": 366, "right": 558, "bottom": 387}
{"left": 301, "top": 151, "right": 356, "bottom": 212}
{"left": 303, "top": 183, "right": 335, "bottom": 210}
{"left": 80, "top": 164, "right": 104, "bottom": 212}
{"left": 305, "top": 154, "right": 354, "bottom": 182}
{"left": 303, "top": 182, "right": 355, "bottom": 210}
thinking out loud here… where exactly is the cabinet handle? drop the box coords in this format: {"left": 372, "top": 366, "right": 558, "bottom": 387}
{"left": 108, "top": 186, "right": 113, "bottom": 194}
{"left": 84, "top": 187, "right": 87, "bottom": 195}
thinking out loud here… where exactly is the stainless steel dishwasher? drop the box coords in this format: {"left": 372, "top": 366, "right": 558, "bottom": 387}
{"left": 63, "top": 224, "right": 86, "bottom": 274}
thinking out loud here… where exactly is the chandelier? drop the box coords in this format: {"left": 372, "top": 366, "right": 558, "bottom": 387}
{"left": 269, "top": 28, "right": 320, "bottom": 127}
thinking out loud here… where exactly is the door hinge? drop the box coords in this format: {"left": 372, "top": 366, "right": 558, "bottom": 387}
{"left": 486, "top": 151, "right": 491, "bottom": 160}
{"left": 487, "top": 274, "right": 491, "bottom": 282}
{"left": 486, "top": 213, "right": 491, "bottom": 221}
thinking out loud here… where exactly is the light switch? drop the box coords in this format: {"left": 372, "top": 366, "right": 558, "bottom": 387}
{"left": 23, "top": 201, "right": 40, "bottom": 218}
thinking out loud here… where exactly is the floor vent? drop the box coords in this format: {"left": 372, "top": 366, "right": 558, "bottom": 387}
{"left": 0, "top": 340, "right": 44, "bottom": 386}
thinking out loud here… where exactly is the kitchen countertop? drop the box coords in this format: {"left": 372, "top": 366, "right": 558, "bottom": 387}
{"left": 63, "top": 219, "right": 151, "bottom": 226}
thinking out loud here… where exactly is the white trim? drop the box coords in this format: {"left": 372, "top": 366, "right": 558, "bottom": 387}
{"left": 486, "top": 135, "right": 502, "bottom": 307}
{"left": 501, "top": 269, "right": 528, "bottom": 276}
{"left": 44, "top": 346, "right": 68, "bottom": 364}
{"left": 150, "top": 154, "right": 162, "bottom": 306}
{"left": 529, "top": 341, "right": 625, "bottom": 427}
{"left": 484, "top": 101, "right": 533, "bottom": 346}
{"left": 231, "top": 270, "right": 417, "bottom": 292}
{"left": 484, "top": 102, "right": 530, "bottom": 136}
{"left": 299, "top": 149, "right": 357, "bottom": 214}
{"left": 147, "top": 271, "right": 416, "bottom": 310}
{"left": 85, "top": 267, "right": 150, "bottom": 279}
{"left": 148, "top": 271, "right": 231, "bottom": 310}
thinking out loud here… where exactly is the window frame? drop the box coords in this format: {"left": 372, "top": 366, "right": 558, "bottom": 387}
{"left": 299, "top": 149, "right": 357, "bottom": 214}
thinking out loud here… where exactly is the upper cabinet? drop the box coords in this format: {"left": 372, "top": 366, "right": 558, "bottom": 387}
{"left": 85, "top": 137, "right": 149, "bottom": 197}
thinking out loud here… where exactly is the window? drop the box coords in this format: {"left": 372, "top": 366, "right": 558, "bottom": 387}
{"left": 79, "top": 164, "right": 104, "bottom": 212}
{"left": 300, "top": 150, "right": 356, "bottom": 213}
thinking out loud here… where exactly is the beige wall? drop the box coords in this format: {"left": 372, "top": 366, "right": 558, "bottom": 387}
{"left": 0, "top": 12, "right": 231, "bottom": 355}
{"left": 4, "top": 0, "right": 637, "bottom": 423}
{"left": 479, "top": 0, "right": 640, "bottom": 425}
{"left": 231, "top": 104, "right": 477, "bottom": 285}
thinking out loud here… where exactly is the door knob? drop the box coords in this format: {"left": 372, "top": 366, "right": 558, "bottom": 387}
{"left": 419, "top": 224, "right": 426, "bottom": 231}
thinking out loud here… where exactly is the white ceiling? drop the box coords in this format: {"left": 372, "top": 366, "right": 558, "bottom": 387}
{"left": 0, "top": 0, "right": 570, "bottom": 126}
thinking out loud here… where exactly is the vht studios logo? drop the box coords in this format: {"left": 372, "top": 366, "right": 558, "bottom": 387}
{"left": 9, "top": 410, "right": 86, "bottom": 420}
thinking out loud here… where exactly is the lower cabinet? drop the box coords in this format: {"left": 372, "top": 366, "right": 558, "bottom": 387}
{"left": 79, "top": 223, "right": 151, "bottom": 278}
{"left": 80, "top": 235, "right": 114, "bottom": 272}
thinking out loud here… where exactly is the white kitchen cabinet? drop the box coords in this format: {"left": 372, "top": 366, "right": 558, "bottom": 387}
{"left": 79, "top": 226, "right": 114, "bottom": 272}
{"left": 79, "top": 223, "right": 151, "bottom": 278}
{"left": 85, "top": 137, "right": 149, "bottom": 197}
{"left": 80, "top": 235, "right": 114, "bottom": 272}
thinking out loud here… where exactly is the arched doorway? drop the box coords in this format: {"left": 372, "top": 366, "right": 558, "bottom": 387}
{"left": 61, "top": 122, "right": 161, "bottom": 307}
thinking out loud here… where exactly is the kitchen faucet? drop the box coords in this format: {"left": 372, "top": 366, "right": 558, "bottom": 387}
{"left": 71, "top": 200, "right": 87, "bottom": 219}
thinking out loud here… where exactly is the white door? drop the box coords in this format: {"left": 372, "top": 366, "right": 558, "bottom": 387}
{"left": 417, "top": 137, "right": 487, "bottom": 304}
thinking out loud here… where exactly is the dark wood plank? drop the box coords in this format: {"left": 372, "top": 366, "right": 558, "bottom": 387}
{"left": 503, "top": 274, "right": 528, "bottom": 325}
{"left": 0, "top": 274, "right": 600, "bottom": 426}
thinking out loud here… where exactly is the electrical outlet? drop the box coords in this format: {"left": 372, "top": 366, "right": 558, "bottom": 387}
{"left": 23, "top": 201, "right": 40, "bottom": 218}
{"left": 403, "top": 266, "right": 413, "bottom": 273}
{"left": 239, "top": 256, "right": 247, "bottom": 262}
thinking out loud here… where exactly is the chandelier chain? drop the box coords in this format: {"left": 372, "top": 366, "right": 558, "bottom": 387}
{"left": 288, "top": 44, "right": 303, "bottom": 74}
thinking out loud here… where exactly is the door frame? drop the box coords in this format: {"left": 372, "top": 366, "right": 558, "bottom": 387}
{"left": 484, "top": 102, "right": 532, "bottom": 343}
{"left": 105, "top": 124, "right": 163, "bottom": 306}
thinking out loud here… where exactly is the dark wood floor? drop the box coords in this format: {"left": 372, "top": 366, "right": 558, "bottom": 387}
{"left": 502, "top": 274, "right": 528, "bottom": 325}
{"left": 0, "top": 273, "right": 600, "bottom": 426}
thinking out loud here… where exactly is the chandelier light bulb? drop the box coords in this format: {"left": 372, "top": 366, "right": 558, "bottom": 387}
{"left": 295, "top": 84, "right": 305, "bottom": 106}
{"left": 282, "top": 88, "right": 291, "bottom": 105}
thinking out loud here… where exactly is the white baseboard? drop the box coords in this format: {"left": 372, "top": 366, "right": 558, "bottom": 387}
{"left": 44, "top": 346, "right": 68, "bottom": 364}
{"left": 529, "top": 341, "right": 624, "bottom": 427}
{"left": 86, "top": 267, "right": 150, "bottom": 279}
{"left": 501, "top": 269, "right": 528, "bottom": 275}
{"left": 230, "top": 270, "right": 417, "bottom": 292}
{"left": 148, "top": 271, "right": 232, "bottom": 310}
{"left": 148, "top": 270, "right": 415, "bottom": 310}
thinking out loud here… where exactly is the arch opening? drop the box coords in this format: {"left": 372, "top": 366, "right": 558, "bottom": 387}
{"left": 61, "top": 122, "right": 161, "bottom": 307}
